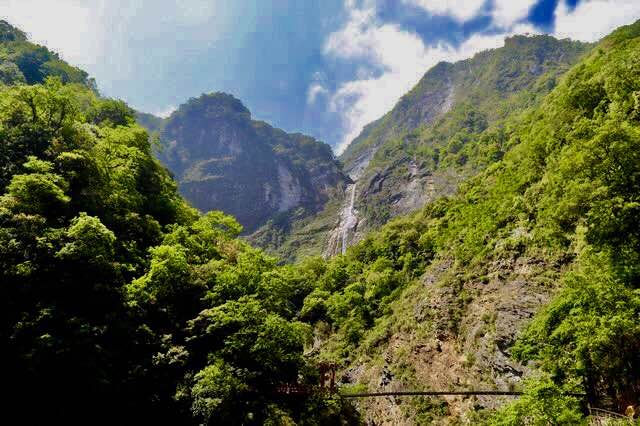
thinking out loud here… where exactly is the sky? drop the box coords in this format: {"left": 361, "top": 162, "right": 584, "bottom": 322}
{"left": 3, "top": 0, "right": 640, "bottom": 153}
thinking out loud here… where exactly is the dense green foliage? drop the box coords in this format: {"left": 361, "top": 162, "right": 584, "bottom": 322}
{"left": 341, "top": 35, "right": 590, "bottom": 169}
{"left": 4, "top": 16, "right": 640, "bottom": 425}
{"left": 290, "top": 21, "right": 640, "bottom": 423}
{"left": 353, "top": 35, "right": 591, "bottom": 229}
{"left": 263, "top": 35, "right": 592, "bottom": 262}
{"left": 0, "top": 20, "right": 93, "bottom": 88}
{"left": 0, "top": 78, "right": 357, "bottom": 424}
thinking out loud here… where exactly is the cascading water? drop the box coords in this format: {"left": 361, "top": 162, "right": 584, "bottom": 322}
{"left": 324, "top": 150, "right": 372, "bottom": 257}
{"left": 324, "top": 181, "right": 360, "bottom": 257}
{"left": 340, "top": 183, "right": 358, "bottom": 254}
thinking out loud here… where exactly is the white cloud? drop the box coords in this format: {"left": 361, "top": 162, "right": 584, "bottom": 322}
{"left": 491, "top": 0, "right": 537, "bottom": 28}
{"left": 1, "top": 0, "right": 103, "bottom": 68}
{"left": 154, "top": 105, "right": 177, "bottom": 118}
{"left": 401, "top": 0, "right": 486, "bottom": 22}
{"left": 324, "top": 1, "right": 538, "bottom": 153}
{"left": 554, "top": 0, "right": 640, "bottom": 42}
{"left": 307, "top": 83, "right": 329, "bottom": 104}
{"left": 403, "top": 0, "right": 537, "bottom": 28}
{"left": 323, "top": 0, "right": 640, "bottom": 153}
{"left": 1, "top": 0, "right": 230, "bottom": 89}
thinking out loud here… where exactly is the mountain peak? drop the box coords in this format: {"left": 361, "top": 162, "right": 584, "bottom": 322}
{"left": 177, "top": 92, "right": 251, "bottom": 120}
{"left": 149, "top": 92, "right": 348, "bottom": 233}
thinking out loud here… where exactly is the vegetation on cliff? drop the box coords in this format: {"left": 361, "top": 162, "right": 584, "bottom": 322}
{"left": 3, "top": 17, "right": 640, "bottom": 425}
{"left": 292, "top": 20, "right": 640, "bottom": 423}
{"left": 258, "top": 35, "right": 592, "bottom": 262}
{"left": 142, "top": 93, "right": 348, "bottom": 234}
{"left": 0, "top": 23, "right": 356, "bottom": 424}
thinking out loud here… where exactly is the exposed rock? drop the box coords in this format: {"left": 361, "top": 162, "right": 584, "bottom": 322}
{"left": 330, "top": 256, "right": 558, "bottom": 424}
{"left": 144, "top": 93, "right": 349, "bottom": 233}
{"left": 324, "top": 35, "right": 591, "bottom": 252}
{"left": 276, "top": 163, "right": 302, "bottom": 212}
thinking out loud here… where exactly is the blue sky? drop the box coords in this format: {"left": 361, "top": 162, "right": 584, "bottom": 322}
{"left": 4, "top": 0, "right": 640, "bottom": 153}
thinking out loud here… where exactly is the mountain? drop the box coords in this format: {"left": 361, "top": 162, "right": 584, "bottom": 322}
{"left": 136, "top": 110, "right": 165, "bottom": 134}
{"left": 3, "top": 15, "right": 640, "bottom": 425}
{"left": 294, "top": 20, "right": 640, "bottom": 423}
{"left": 141, "top": 93, "right": 349, "bottom": 233}
{"left": 0, "top": 20, "right": 131, "bottom": 189}
{"left": 254, "top": 35, "right": 591, "bottom": 261}
{"left": 0, "top": 22, "right": 356, "bottom": 424}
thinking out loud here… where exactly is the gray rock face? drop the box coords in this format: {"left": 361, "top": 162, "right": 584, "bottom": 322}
{"left": 325, "top": 35, "right": 591, "bottom": 252}
{"left": 324, "top": 73, "right": 458, "bottom": 257}
{"left": 276, "top": 163, "right": 302, "bottom": 212}
{"left": 150, "top": 93, "right": 348, "bottom": 232}
{"left": 340, "top": 61, "right": 456, "bottom": 173}
{"left": 336, "top": 256, "right": 557, "bottom": 424}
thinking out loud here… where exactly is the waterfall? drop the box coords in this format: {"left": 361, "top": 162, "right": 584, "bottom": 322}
{"left": 341, "top": 183, "right": 357, "bottom": 254}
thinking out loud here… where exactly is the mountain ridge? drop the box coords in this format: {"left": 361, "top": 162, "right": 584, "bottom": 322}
{"left": 293, "top": 20, "right": 640, "bottom": 423}
{"left": 2, "top": 15, "right": 640, "bottom": 425}
{"left": 139, "top": 92, "right": 350, "bottom": 233}
{"left": 251, "top": 34, "right": 592, "bottom": 261}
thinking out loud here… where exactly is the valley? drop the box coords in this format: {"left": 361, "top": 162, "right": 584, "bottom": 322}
{"left": 2, "top": 10, "right": 640, "bottom": 426}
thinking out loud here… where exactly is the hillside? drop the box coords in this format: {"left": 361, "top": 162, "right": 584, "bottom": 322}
{"left": 255, "top": 35, "right": 591, "bottom": 261}
{"left": 140, "top": 93, "right": 349, "bottom": 233}
{"left": 0, "top": 20, "right": 93, "bottom": 88}
{"left": 292, "top": 20, "right": 640, "bottom": 423}
{"left": 3, "top": 15, "right": 640, "bottom": 426}
{"left": 0, "top": 22, "right": 357, "bottom": 424}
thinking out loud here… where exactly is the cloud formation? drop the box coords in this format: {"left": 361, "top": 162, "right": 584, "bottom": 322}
{"left": 1, "top": 0, "right": 233, "bottom": 101}
{"left": 2, "top": 0, "right": 99, "bottom": 67}
{"left": 154, "top": 105, "right": 177, "bottom": 119}
{"left": 4, "top": 0, "right": 640, "bottom": 153}
{"left": 322, "top": 0, "right": 640, "bottom": 154}
{"left": 324, "top": 1, "right": 538, "bottom": 153}
{"left": 307, "top": 83, "right": 329, "bottom": 104}
{"left": 401, "top": 0, "right": 486, "bottom": 22}
{"left": 491, "top": 0, "right": 538, "bottom": 28}
{"left": 554, "top": 0, "right": 640, "bottom": 42}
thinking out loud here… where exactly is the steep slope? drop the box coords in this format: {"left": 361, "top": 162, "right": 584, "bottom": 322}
{"left": 257, "top": 35, "right": 590, "bottom": 261}
{"left": 0, "top": 20, "right": 93, "bottom": 87}
{"left": 0, "top": 20, "right": 130, "bottom": 190}
{"left": 136, "top": 111, "right": 165, "bottom": 135}
{"left": 348, "top": 35, "right": 589, "bottom": 227}
{"left": 4, "top": 15, "right": 639, "bottom": 425}
{"left": 336, "top": 34, "right": 591, "bottom": 253}
{"left": 339, "top": 59, "right": 456, "bottom": 175}
{"left": 0, "top": 23, "right": 358, "bottom": 425}
{"left": 294, "top": 20, "right": 640, "bottom": 423}
{"left": 145, "top": 93, "right": 349, "bottom": 233}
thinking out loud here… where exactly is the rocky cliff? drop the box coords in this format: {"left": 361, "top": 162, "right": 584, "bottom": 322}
{"left": 260, "top": 35, "right": 591, "bottom": 261}
{"left": 300, "top": 21, "right": 640, "bottom": 423}
{"left": 143, "top": 93, "right": 349, "bottom": 233}
{"left": 335, "top": 35, "right": 591, "bottom": 254}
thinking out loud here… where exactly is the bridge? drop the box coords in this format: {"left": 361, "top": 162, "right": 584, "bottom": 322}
{"left": 273, "top": 362, "right": 585, "bottom": 399}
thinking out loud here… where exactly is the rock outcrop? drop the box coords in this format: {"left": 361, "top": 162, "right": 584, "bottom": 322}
{"left": 142, "top": 93, "right": 349, "bottom": 233}
{"left": 294, "top": 35, "right": 592, "bottom": 259}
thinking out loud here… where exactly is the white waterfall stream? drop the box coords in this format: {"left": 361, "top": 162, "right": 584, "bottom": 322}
{"left": 325, "top": 150, "right": 373, "bottom": 257}
{"left": 340, "top": 183, "right": 358, "bottom": 254}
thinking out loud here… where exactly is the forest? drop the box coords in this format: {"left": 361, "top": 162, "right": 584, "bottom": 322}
{"left": 1, "top": 16, "right": 640, "bottom": 425}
